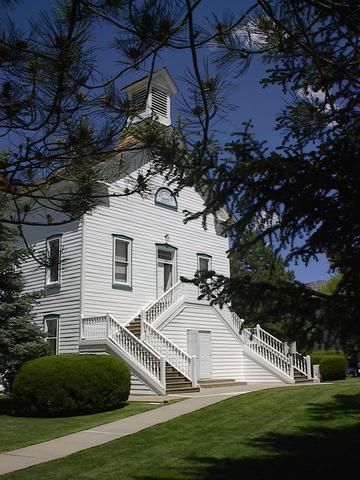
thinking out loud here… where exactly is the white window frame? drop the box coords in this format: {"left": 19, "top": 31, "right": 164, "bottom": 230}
{"left": 156, "top": 244, "right": 177, "bottom": 297}
{"left": 197, "top": 254, "right": 212, "bottom": 273}
{"left": 44, "top": 314, "right": 59, "bottom": 355}
{"left": 46, "top": 236, "right": 62, "bottom": 286}
{"left": 113, "top": 235, "right": 133, "bottom": 288}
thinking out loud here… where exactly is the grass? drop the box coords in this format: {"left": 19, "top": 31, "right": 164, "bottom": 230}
{"left": 0, "top": 400, "right": 169, "bottom": 453}
{"left": 3, "top": 379, "right": 360, "bottom": 479}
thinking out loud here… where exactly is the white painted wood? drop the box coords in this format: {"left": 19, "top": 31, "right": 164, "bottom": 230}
{"left": 21, "top": 220, "right": 83, "bottom": 354}
{"left": 187, "top": 330, "right": 198, "bottom": 357}
{"left": 82, "top": 167, "right": 229, "bottom": 324}
{"left": 161, "top": 303, "right": 244, "bottom": 381}
{"left": 130, "top": 373, "right": 156, "bottom": 395}
{"left": 198, "top": 331, "right": 212, "bottom": 378}
{"left": 161, "top": 302, "right": 287, "bottom": 384}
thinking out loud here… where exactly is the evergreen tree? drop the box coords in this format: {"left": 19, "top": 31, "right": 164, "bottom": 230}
{"left": 0, "top": 223, "right": 49, "bottom": 392}
{"left": 230, "top": 232, "right": 295, "bottom": 338}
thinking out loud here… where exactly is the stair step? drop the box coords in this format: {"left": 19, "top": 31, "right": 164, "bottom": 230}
{"left": 198, "top": 378, "right": 236, "bottom": 385}
{"left": 166, "top": 386, "right": 200, "bottom": 393}
{"left": 198, "top": 377, "right": 247, "bottom": 388}
{"left": 166, "top": 372, "right": 188, "bottom": 378}
{"left": 166, "top": 378, "right": 192, "bottom": 386}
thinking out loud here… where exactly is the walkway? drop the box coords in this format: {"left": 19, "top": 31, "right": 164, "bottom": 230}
{"left": 0, "top": 383, "right": 289, "bottom": 475}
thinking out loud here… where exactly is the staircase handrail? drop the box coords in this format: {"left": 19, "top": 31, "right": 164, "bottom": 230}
{"left": 142, "top": 320, "right": 192, "bottom": 380}
{"left": 144, "top": 281, "right": 184, "bottom": 324}
{"left": 241, "top": 328, "right": 290, "bottom": 361}
{"left": 241, "top": 327, "right": 293, "bottom": 377}
{"left": 292, "top": 351, "right": 311, "bottom": 377}
{"left": 246, "top": 325, "right": 286, "bottom": 355}
{"left": 81, "top": 314, "right": 164, "bottom": 386}
{"left": 247, "top": 325, "right": 311, "bottom": 378}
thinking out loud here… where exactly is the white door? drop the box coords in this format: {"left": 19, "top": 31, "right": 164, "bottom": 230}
{"left": 157, "top": 247, "right": 176, "bottom": 297}
{"left": 198, "top": 331, "right": 212, "bottom": 378}
{"left": 187, "top": 330, "right": 212, "bottom": 379}
{"left": 157, "top": 261, "right": 173, "bottom": 296}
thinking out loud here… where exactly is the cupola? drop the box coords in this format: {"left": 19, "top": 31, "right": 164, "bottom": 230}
{"left": 123, "top": 68, "right": 178, "bottom": 126}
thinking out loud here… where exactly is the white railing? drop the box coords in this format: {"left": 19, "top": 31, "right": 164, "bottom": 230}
{"left": 247, "top": 325, "right": 286, "bottom": 355}
{"left": 242, "top": 324, "right": 311, "bottom": 379}
{"left": 293, "top": 352, "right": 312, "bottom": 378}
{"left": 142, "top": 320, "right": 193, "bottom": 381}
{"left": 241, "top": 328, "right": 293, "bottom": 377}
{"left": 81, "top": 314, "right": 164, "bottom": 386}
{"left": 144, "top": 280, "right": 198, "bottom": 325}
{"left": 218, "top": 306, "right": 244, "bottom": 334}
{"left": 81, "top": 315, "right": 108, "bottom": 339}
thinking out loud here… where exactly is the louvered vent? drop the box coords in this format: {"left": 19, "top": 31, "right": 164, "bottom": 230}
{"left": 152, "top": 87, "right": 168, "bottom": 117}
{"left": 131, "top": 88, "right": 147, "bottom": 112}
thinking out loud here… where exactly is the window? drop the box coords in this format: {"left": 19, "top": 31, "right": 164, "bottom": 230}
{"left": 46, "top": 236, "right": 61, "bottom": 286}
{"left": 44, "top": 315, "right": 59, "bottom": 355}
{"left": 113, "top": 235, "right": 132, "bottom": 288}
{"left": 155, "top": 187, "right": 177, "bottom": 210}
{"left": 197, "top": 254, "right": 212, "bottom": 273}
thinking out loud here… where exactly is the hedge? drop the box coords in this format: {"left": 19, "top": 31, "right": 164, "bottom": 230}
{"left": 310, "top": 350, "right": 347, "bottom": 381}
{"left": 11, "top": 354, "right": 130, "bottom": 417}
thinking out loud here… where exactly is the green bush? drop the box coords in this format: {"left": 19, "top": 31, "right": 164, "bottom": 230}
{"left": 11, "top": 354, "right": 130, "bottom": 417}
{"left": 310, "top": 351, "right": 347, "bottom": 381}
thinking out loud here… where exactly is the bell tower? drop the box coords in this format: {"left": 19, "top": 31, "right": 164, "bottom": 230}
{"left": 123, "top": 68, "right": 178, "bottom": 126}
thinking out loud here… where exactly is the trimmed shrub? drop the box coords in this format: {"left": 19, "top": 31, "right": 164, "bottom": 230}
{"left": 310, "top": 351, "right": 347, "bottom": 381}
{"left": 320, "top": 355, "right": 347, "bottom": 381}
{"left": 11, "top": 354, "right": 130, "bottom": 417}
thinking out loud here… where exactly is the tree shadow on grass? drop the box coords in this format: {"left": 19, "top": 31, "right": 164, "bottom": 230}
{"left": 307, "top": 392, "right": 360, "bottom": 420}
{"left": 139, "top": 392, "right": 360, "bottom": 480}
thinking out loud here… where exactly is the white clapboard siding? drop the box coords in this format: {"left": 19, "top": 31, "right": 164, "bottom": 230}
{"left": 82, "top": 170, "right": 229, "bottom": 324}
{"left": 130, "top": 373, "right": 156, "bottom": 395}
{"left": 160, "top": 303, "right": 286, "bottom": 383}
{"left": 242, "top": 352, "right": 284, "bottom": 383}
{"left": 21, "top": 221, "right": 83, "bottom": 353}
{"left": 160, "top": 303, "right": 245, "bottom": 381}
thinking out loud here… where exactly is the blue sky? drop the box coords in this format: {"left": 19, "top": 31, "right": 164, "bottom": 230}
{"left": 7, "top": 0, "right": 332, "bottom": 283}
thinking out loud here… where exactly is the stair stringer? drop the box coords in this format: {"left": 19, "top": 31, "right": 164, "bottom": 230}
{"left": 152, "top": 299, "right": 295, "bottom": 385}
{"left": 240, "top": 343, "right": 295, "bottom": 384}
{"left": 79, "top": 338, "right": 166, "bottom": 395}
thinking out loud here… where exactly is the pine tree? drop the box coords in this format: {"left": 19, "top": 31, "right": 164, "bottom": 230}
{"left": 230, "top": 232, "right": 295, "bottom": 338}
{"left": 0, "top": 223, "right": 49, "bottom": 392}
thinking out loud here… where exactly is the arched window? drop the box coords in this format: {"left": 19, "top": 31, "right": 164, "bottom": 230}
{"left": 155, "top": 188, "right": 177, "bottom": 210}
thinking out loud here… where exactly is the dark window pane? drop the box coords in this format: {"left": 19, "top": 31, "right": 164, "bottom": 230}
{"left": 46, "top": 318, "right": 57, "bottom": 337}
{"left": 48, "top": 238, "right": 60, "bottom": 283}
{"left": 199, "top": 257, "right": 209, "bottom": 273}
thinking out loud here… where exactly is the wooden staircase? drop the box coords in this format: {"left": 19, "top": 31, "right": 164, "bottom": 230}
{"left": 198, "top": 378, "right": 247, "bottom": 388}
{"left": 126, "top": 317, "right": 199, "bottom": 394}
{"left": 293, "top": 368, "right": 312, "bottom": 384}
{"left": 166, "top": 364, "right": 200, "bottom": 393}
{"left": 126, "top": 316, "right": 141, "bottom": 337}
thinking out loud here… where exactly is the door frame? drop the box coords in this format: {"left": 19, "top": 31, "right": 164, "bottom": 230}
{"left": 155, "top": 243, "right": 178, "bottom": 297}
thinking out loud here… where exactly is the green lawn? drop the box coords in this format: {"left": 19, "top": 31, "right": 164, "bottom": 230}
{"left": 0, "top": 401, "right": 168, "bottom": 453}
{"left": 3, "top": 379, "right": 360, "bottom": 479}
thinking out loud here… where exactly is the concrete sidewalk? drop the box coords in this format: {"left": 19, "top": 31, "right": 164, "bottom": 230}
{"left": 0, "top": 383, "right": 286, "bottom": 475}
